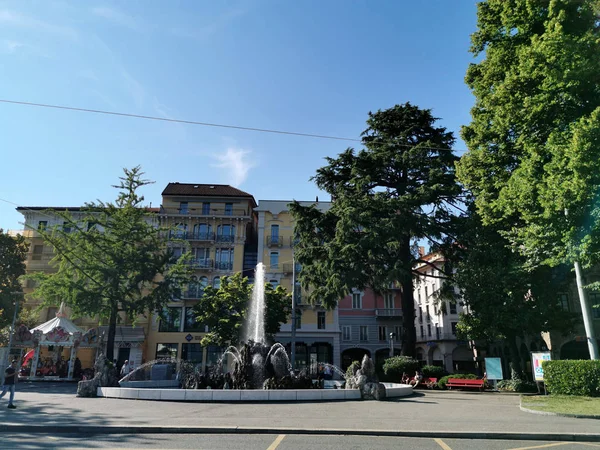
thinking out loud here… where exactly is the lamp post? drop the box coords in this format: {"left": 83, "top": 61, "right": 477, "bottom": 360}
{"left": 389, "top": 332, "right": 395, "bottom": 357}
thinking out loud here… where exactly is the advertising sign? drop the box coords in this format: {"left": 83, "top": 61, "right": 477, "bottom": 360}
{"left": 531, "top": 352, "right": 551, "bottom": 382}
{"left": 484, "top": 357, "right": 503, "bottom": 380}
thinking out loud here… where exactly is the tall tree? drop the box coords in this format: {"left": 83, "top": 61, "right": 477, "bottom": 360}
{"left": 0, "top": 230, "right": 28, "bottom": 329}
{"left": 456, "top": 0, "right": 600, "bottom": 267}
{"left": 290, "top": 103, "right": 463, "bottom": 356}
{"left": 28, "top": 167, "right": 191, "bottom": 361}
{"left": 193, "top": 273, "right": 291, "bottom": 347}
{"left": 446, "top": 204, "right": 578, "bottom": 378}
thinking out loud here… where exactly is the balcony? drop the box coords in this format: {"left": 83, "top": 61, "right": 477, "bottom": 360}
{"left": 375, "top": 308, "right": 402, "bottom": 318}
{"left": 214, "top": 261, "right": 234, "bottom": 271}
{"left": 167, "top": 231, "right": 215, "bottom": 242}
{"left": 215, "top": 235, "right": 235, "bottom": 244}
{"left": 186, "top": 259, "right": 214, "bottom": 270}
{"left": 267, "top": 235, "right": 285, "bottom": 247}
{"left": 282, "top": 263, "right": 294, "bottom": 274}
{"left": 27, "top": 251, "right": 55, "bottom": 268}
{"left": 160, "top": 206, "right": 250, "bottom": 218}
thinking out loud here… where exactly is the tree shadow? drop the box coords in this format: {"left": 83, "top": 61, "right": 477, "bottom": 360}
{"left": 0, "top": 433, "right": 175, "bottom": 449}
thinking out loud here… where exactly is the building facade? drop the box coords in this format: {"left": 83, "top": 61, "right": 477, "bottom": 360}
{"left": 254, "top": 200, "right": 341, "bottom": 371}
{"left": 145, "top": 183, "right": 257, "bottom": 371}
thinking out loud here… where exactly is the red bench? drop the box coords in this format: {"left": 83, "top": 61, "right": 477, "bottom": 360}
{"left": 446, "top": 378, "right": 484, "bottom": 391}
{"left": 412, "top": 377, "right": 438, "bottom": 389}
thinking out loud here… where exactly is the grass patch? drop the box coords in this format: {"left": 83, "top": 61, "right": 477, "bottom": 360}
{"left": 522, "top": 395, "right": 600, "bottom": 416}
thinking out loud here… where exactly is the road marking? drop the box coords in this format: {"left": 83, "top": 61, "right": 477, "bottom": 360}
{"left": 507, "top": 443, "right": 570, "bottom": 450}
{"left": 266, "top": 434, "right": 286, "bottom": 450}
{"left": 434, "top": 438, "right": 453, "bottom": 450}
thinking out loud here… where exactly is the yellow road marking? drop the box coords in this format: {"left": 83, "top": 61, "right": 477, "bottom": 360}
{"left": 266, "top": 434, "right": 286, "bottom": 450}
{"left": 434, "top": 438, "right": 453, "bottom": 450}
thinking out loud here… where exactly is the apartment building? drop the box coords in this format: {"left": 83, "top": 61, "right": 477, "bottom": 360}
{"left": 254, "top": 200, "right": 341, "bottom": 370}
{"left": 146, "top": 183, "right": 257, "bottom": 371}
{"left": 338, "top": 287, "right": 403, "bottom": 370}
{"left": 413, "top": 252, "right": 476, "bottom": 373}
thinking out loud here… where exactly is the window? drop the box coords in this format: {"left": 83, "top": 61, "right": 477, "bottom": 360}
{"left": 394, "top": 326, "right": 401, "bottom": 342}
{"left": 38, "top": 221, "right": 48, "bottom": 231}
{"left": 193, "top": 224, "right": 212, "bottom": 240}
{"left": 295, "top": 310, "right": 302, "bottom": 329}
{"left": 420, "top": 325, "right": 424, "bottom": 337}
{"left": 63, "top": 221, "right": 72, "bottom": 233}
{"left": 46, "top": 306, "right": 58, "bottom": 321}
{"left": 186, "top": 278, "right": 199, "bottom": 298}
{"left": 194, "top": 248, "right": 210, "bottom": 265}
{"left": 317, "top": 311, "right": 326, "bottom": 329}
{"left": 216, "top": 224, "right": 235, "bottom": 243}
{"left": 417, "top": 291, "right": 421, "bottom": 305}
{"left": 342, "top": 326, "right": 351, "bottom": 341}
{"left": 426, "top": 305, "right": 431, "bottom": 321}
{"left": 450, "top": 301, "right": 457, "bottom": 315}
{"left": 206, "top": 345, "right": 223, "bottom": 368}
{"left": 159, "top": 307, "right": 182, "bottom": 332}
{"left": 270, "top": 225, "right": 280, "bottom": 244}
{"left": 225, "top": 203, "right": 233, "bottom": 216}
{"left": 199, "top": 276, "right": 208, "bottom": 292}
{"left": 180, "top": 202, "right": 188, "bottom": 214}
{"left": 184, "top": 307, "right": 204, "bottom": 332}
{"left": 425, "top": 285, "right": 428, "bottom": 299}
{"left": 215, "top": 248, "right": 234, "bottom": 270}
{"left": 359, "top": 326, "right": 368, "bottom": 342}
{"left": 352, "top": 292, "right": 362, "bottom": 309}
{"left": 212, "top": 277, "right": 221, "bottom": 289}
{"left": 173, "top": 223, "right": 187, "bottom": 238}
{"left": 451, "top": 322, "right": 458, "bottom": 335}
{"left": 270, "top": 252, "right": 279, "bottom": 269}
{"left": 32, "top": 245, "right": 44, "bottom": 260}
{"left": 436, "top": 325, "right": 441, "bottom": 339}
{"left": 590, "top": 293, "right": 600, "bottom": 319}
{"left": 270, "top": 279, "right": 279, "bottom": 288}
{"left": 378, "top": 326, "right": 387, "bottom": 342}
{"left": 87, "top": 221, "right": 97, "bottom": 231}
{"left": 156, "top": 343, "right": 178, "bottom": 360}
{"left": 558, "top": 294, "right": 569, "bottom": 312}
{"left": 181, "top": 343, "right": 202, "bottom": 364}
{"left": 384, "top": 293, "right": 394, "bottom": 309}
{"left": 419, "top": 308, "right": 423, "bottom": 322}
{"left": 202, "top": 202, "right": 210, "bottom": 215}
{"left": 427, "top": 324, "right": 432, "bottom": 337}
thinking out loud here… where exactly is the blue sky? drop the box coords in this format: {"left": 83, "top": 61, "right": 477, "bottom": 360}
{"left": 0, "top": 0, "right": 478, "bottom": 231}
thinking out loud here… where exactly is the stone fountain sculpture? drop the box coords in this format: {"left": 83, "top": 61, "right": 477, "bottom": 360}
{"left": 77, "top": 352, "right": 120, "bottom": 397}
{"left": 345, "top": 354, "right": 386, "bottom": 400}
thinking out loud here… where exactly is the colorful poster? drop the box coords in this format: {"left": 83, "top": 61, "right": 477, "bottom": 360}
{"left": 531, "top": 352, "right": 551, "bottom": 381}
{"left": 484, "top": 357, "right": 503, "bottom": 380}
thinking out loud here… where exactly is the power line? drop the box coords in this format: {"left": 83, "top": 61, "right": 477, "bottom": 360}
{"left": 0, "top": 98, "right": 467, "bottom": 154}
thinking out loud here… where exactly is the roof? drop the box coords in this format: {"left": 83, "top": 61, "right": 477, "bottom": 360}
{"left": 162, "top": 183, "right": 257, "bottom": 205}
{"left": 16, "top": 206, "right": 160, "bottom": 213}
{"left": 31, "top": 303, "right": 83, "bottom": 335}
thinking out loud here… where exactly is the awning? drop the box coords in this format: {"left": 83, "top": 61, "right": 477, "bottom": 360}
{"left": 98, "top": 326, "right": 146, "bottom": 343}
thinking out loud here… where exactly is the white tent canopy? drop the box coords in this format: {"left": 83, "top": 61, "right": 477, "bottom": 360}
{"left": 32, "top": 303, "right": 83, "bottom": 341}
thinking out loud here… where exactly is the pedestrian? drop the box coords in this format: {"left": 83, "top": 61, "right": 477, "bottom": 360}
{"left": 120, "top": 360, "right": 129, "bottom": 378}
{"left": 1, "top": 360, "right": 19, "bottom": 409}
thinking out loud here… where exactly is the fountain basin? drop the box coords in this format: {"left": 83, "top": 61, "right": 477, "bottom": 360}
{"left": 97, "top": 387, "right": 364, "bottom": 401}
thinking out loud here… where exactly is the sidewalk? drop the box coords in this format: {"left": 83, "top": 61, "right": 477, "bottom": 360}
{"left": 0, "top": 383, "right": 598, "bottom": 440}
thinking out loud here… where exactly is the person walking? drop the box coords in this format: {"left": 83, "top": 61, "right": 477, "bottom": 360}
{"left": 1, "top": 360, "right": 19, "bottom": 409}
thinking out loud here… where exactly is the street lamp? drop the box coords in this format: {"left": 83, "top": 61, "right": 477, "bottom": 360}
{"left": 389, "top": 332, "right": 396, "bottom": 356}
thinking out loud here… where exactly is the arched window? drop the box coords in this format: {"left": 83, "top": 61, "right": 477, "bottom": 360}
{"left": 187, "top": 276, "right": 199, "bottom": 298}
{"left": 173, "top": 223, "right": 187, "bottom": 238}
{"left": 194, "top": 223, "right": 212, "bottom": 240}
{"left": 216, "top": 224, "right": 235, "bottom": 243}
{"left": 199, "top": 276, "right": 208, "bottom": 296}
{"left": 213, "top": 277, "right": 221, "bottom": 289}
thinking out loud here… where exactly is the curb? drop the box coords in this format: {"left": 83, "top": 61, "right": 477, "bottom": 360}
{"left": 1, "top": 425, "right": 600, "bottom": 441}
{"left": 520, "top": 404, "right": 600, "bottom": 420}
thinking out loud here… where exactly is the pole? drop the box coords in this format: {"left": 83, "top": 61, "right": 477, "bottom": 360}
{"left": 290, "top": 253, "right": 296, "bottom": 371}
{"left": 565, "top": 208, "right": 599, "bottom": 360}
{"left": 389, "top": 332, "right": 394, "bottom": 357}
{"left": 573, "top": 259, "right": 599, "bottom": 359}
{"left": 6, "top": 293, "right": 21, "bottom": 365}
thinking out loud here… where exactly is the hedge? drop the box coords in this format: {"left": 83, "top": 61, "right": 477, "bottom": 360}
{"left": 543, "top": 360, "right": 600, "bottom": 397}
{"left": 382, "top": 356, "right": 419, "bottom": 380}
{"left": 422, "top": 365, "right": 446, "bottom": 379}
{"left": 497, "top": 379, "right": 538, "bottom": 393}
{"left": 438, "top": 373, "right": 477, "bottom": 390}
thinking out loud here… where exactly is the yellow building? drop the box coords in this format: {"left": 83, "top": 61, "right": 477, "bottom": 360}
{"left": 254, "top": 200, "right": 341, "bottom": 370}
{"left": 14, "top": 207, "right": 148, "bottom": 372}
{"left": 146, "top": 183, "right": 257, "bottom": 371}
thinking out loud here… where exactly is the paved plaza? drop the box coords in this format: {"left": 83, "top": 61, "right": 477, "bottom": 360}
{"left": 0, "top": 382, "right": 598, "bottom": 440}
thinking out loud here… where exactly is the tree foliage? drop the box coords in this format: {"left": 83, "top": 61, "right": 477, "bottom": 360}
{"left": 448, "top": 204, "right": 578, "bottom": 377}
{"left": 28, "top": 167, "right": 191, "bottom": 361}
{"left": 290, "top": 103, "right": 463, "bottom": 356}
{"left": 0, "top": 230, "right": 28, "bottom": 329}
{"left": 0, "top": 306, "right": 39, "bottom": 347}
{"left": 193, "top": 272, "right": 292, "bottom": 347}
{"left": 456, "top": 0, "right": 600, "bottom": 267}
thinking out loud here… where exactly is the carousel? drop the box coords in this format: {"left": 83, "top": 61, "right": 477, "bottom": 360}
{"left": 12, "top": 303, "right": 99, "bottom": 380}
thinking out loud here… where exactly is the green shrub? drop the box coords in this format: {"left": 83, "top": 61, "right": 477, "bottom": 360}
{"left": 345, "top": 360, "right": 361, "bottom": 380}
{"left": 497, "top": 379, "right": 538, "bottom": 393}
{"left": 382, "top": 356, "right": 419, "bottom": 380}
{"left": 438, "top": 373, "right": 477, "bottom": 389}
{"left": 543, "top": 360, "right": 600, "bottom": 397}
{"left": 422, "top": 365, "right": 445, "bottom": 379}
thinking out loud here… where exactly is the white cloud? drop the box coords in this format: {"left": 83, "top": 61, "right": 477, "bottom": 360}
{"left": 2, "top": 40, "right": 24, "bottom": 53}
{"left": 92, "top": 6, "right": 143, "bottom": 32}
{"left": 211, "top": 148, "right": 255, "bottom": 187}
{"left": 0, "top": 9, "right": 78, "bottom": 40}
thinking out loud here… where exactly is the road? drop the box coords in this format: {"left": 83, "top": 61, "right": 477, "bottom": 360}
{"left": 2, "top": 433, "right": 600, "bottom": 450}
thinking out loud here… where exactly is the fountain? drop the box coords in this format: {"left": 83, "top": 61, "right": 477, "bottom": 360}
{"left": 96, "top": 263, "right": 413, "bottom": 401}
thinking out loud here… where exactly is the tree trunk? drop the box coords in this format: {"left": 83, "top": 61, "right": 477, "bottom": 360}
{"left": 106, "top": 303, "right": 118, "bottom": 362}
{"left": 399, "top": 237, "right": 416, "bottom": 358}
{"left": 507, "top": 335, "right": 524, "bottom": 380}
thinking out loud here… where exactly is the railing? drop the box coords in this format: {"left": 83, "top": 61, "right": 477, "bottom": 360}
{"left": 375, "top": 308, "right": 403, "bottom": 318}
{"left": 282, "top": 263, "right": 294, "bottom": 274}
{"left": 160, "top": 206, "right": 250, "bottom": 217}
{"left": 167, "top": 231, "right": 215, "bottom": 242}
{"left": 416, "top": 333, "right": 458, "bottom": 343}
{"left": 29, "top": 251, "right": 55, "bottom": 262}
{"left": 215, "top": 235, "right": 235, "bottom": 243}
{"left": 185, "top": 259, "right": 214, "bottom": 270}
{"left": 214, "top": 261, "right": 234, "bottom": 271}
{"left": 267, "top": 235, "right": 285, "bottom": 247}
